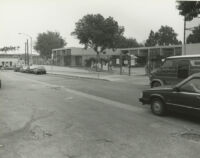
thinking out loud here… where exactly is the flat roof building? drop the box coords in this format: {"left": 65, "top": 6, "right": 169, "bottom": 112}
{"left": 52, "top": 43, "right": 200, "bottom": 67}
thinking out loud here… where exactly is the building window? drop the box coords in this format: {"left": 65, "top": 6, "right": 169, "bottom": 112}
{"left": 62, "top": 50, "right": 65, "bottom": 55}
{"left": 66, "top": 49, "right": 71, "bottom": 55}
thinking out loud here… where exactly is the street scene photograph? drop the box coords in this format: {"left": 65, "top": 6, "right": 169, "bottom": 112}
{"left": 1, "top": 0, "right": 200, "bottom": 157}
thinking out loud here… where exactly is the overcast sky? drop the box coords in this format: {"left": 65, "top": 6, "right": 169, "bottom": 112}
{"left": 0, "top": 0, "right": 199, "bottom": 53}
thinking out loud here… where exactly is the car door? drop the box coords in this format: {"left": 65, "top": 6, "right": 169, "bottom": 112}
{"left": 168, "top": 78, "right": 200, "bottom": 111}
{"left": 156, "top": 59, "right": 177, "bottom": 85}
{"left": 177, "top": 60, "right": 190, "bottom": 82}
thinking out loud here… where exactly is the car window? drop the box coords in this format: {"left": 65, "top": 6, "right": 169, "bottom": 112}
{"left": 162, "top": 60, "right": 176, "bottom": 68}
{"left": 180, "top": 78, "right": 200, "bottom": 93}
{"left": 190, "top": 59, "right": 200, "bottom": 67}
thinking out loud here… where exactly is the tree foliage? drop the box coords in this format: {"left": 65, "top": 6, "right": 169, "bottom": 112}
{"left": 0, "top": 46, "right": 20, "bottom": 53}
{"left": 145, "top": 30, "right": 158, "bottom": 47}
{"left": 71, "top": 14, "right": 124, "bottom": 54}
{"left": 187, "top": 25, "right": 200, "bottom": 43}
{"left": 115, "top": 36, "right": 142, "bottom": 48}
{"left": 145, "top": 26, "right": 181, "bottom": 46}
{"left": 34, "top": 31, "right": 66, "bottom": 58}
{"left": 177, "top": 1, "right": 200, "bottom": 21}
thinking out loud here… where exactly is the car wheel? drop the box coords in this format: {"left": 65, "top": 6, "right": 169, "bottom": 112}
{"left": 152, "top": 81, "right": 161, "bottom": 88}
{"left": 151, "top": 98, "right": 166, "bottom": 116}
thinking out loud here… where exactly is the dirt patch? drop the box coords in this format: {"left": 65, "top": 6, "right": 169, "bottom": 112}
{"left": 30, "top": 125, "right": 52, "bottom": 140}
{"left": 180, "top": 132, "right": 200, "bottom": 142}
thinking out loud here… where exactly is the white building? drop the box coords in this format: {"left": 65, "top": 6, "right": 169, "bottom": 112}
{"left": 0, "top": 54, "right": 24, "bottom": 68}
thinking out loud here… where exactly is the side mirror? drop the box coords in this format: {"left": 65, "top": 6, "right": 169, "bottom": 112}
{"left": 173, "top": 86, "right": 180, "bottom": 92}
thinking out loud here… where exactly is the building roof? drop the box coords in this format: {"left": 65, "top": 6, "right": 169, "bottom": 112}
{"left": 119, "top": 44, "right": 182, "bottom": 51}
{"left": 167, "top": 54, "right": 200, "bottom": 59}
{"left": 52, "top": 47, "right": 120, "bottom": 56}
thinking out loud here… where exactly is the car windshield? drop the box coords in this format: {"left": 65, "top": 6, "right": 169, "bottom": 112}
{"left": 30, "top": 66, "right": 37, "bottom": 69}
{"left": 38, "top": 66, "right": 45, "bottom": 69}
{"left": 179, "top": 78, "right": 200, "bottom": 93}
{"left": 161, "top": 59, "right": 175, "bottom": 68}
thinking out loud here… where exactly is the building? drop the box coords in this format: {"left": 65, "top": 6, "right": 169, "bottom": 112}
{"left": 52, "top": 43, "right": 200, "bottom": 68}
{"left": 0, "top": 54, "right": 23, "bottom": 68}
{"left": 52, "top": 47, "right": 120, "bottom": 67}
{"left": 0, "top": 53, "right": 40, "bottom": 68}
{"left": 120, "top": 43, "right": 200, "bottom": 68}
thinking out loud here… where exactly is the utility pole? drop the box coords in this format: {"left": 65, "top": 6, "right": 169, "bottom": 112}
{"left": 120, "top": 53, "right": 122, "bottom": 75}
{"left": 183, "top": 16, "right": 186, "bottom": 55}
{"left": 147, "top": 48, "right": 150, "bottom": 75}
{"left": 18, "top": 33, "right": 32, "bottom": 64}
{"left": 128, "top": 54, "right": 131, "bottom": 76}
{"left": 27, "top": 39, "right": 29, "bottom": 66}
{"left": 25, "top": 42, "right": 27, "bottom": 65}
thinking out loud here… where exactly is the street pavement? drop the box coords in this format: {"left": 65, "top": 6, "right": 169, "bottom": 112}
{"left": 1, "top": 71, "right": 200, "bottom": 158}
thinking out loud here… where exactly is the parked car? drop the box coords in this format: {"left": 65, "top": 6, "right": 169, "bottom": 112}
{"left": 20, "top": 66, "right": 30, "bottom": 73}
{"left": 31, "top": 66, "right": 46, "bottom": 74}
{"left": 29, "top": 65, "right": 37, "bottom": 73}
{"left": 149, "top": 55, "right": 200, "bottom": 88}
{"left": 14, "top": 65, "right": 22, "bottom": 72}
{"left": 139, "top": 73, "right": 200, "bottom": 116}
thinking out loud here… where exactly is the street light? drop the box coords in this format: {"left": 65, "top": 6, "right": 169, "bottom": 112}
{"left": 18, "top": 33, "right": 32, "bottom": 64}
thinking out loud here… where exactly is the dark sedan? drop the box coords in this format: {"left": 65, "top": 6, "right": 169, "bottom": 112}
{"left": 31, "top": 66, "right": 46, "bottom": 74}
{"left": 14, "top": 65, "right": 22, "bottom": 72}
{"left": 139, "top": 73, "right": 200, "bottom": 116}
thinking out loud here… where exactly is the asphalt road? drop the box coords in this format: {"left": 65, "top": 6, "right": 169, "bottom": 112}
{"left": 1, "top": 71, "right": 200, "bottom": 158}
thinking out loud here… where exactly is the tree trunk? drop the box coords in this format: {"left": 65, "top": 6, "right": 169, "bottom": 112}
{"left": 96, "top": 52, "right": 100, "bottom": 72}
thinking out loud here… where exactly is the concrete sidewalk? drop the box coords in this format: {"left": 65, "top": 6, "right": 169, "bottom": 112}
{"left": 42, "top": 65, "right": 149, "bottom": 85}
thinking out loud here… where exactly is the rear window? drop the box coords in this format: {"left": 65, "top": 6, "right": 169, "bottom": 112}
{"left": 190, "top": 59, "right": 200, "bottom": 67}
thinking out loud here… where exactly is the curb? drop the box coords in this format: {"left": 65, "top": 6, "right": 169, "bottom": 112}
{"left": 47, "top": 73, "right": 110, "bottom": 81}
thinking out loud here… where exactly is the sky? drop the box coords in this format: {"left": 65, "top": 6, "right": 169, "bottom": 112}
{"left": 0, "top": 0, "right": 199, "bottom": 54}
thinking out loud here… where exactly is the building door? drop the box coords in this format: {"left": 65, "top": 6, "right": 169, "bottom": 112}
{"left": 64, "top": 56, "right": 71, "bottom": 66}
{"left": 75, "top": 56, "right": 82, "bottom": 66}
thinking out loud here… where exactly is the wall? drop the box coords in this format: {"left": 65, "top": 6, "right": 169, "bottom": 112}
{"left": 185, "top": 43, "right": 200, "bottom": 55}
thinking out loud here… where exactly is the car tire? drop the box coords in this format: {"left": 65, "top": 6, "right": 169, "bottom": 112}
{"left": 151, "top": 98, "right": 166, "bottom": 116}
{"left": 152, "top": 81, "right": 161, "bottom": 88}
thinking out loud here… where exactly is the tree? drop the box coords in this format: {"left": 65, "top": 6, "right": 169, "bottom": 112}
{"left": 115, "top": 36, "right": 142, "bottom": 48}
{"left": 177, "top": 1, "right": 200, "bottom": 21}
{"left": 145, "top": 30, "right": 158, "bottom": 46}
{"left": 0, "top": 46, "right": 20, "bottom": 53}
{"left": 71, "top": 14, "right": 124, "bottom": 67}
{"left": 145, "top": 26, "right": 181, "bottom": 46}
{"left": 34, "top": 31, "right": 66, "bottom": 58}
{"left": 187, "top": 25, "right": 200, "bottom": 43}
